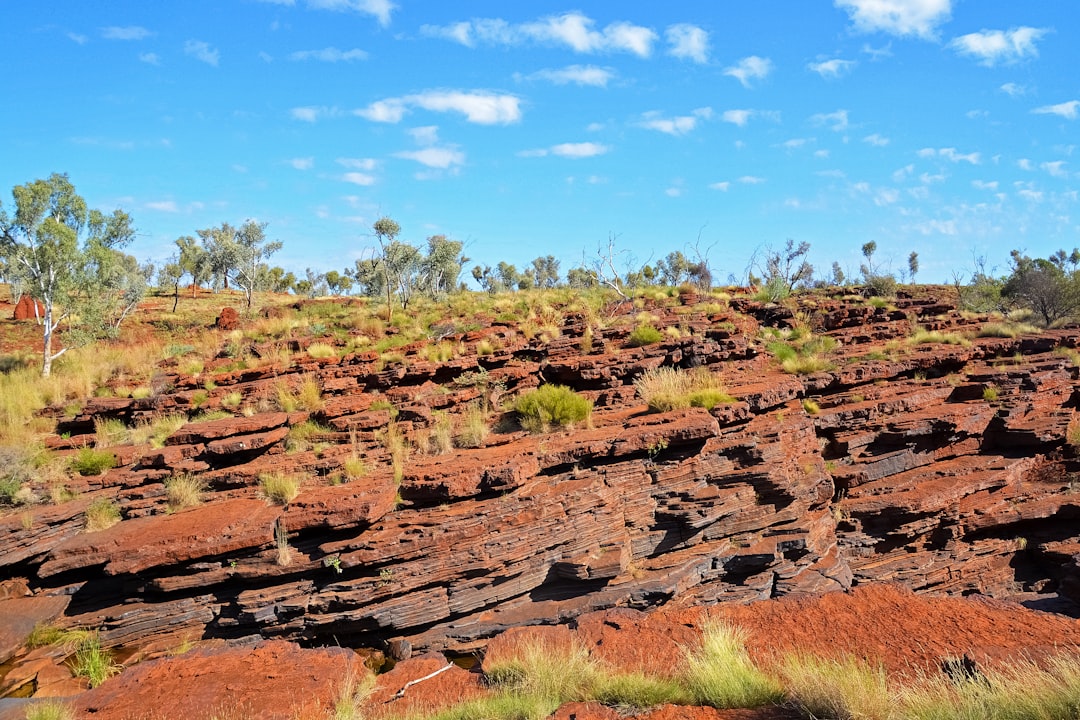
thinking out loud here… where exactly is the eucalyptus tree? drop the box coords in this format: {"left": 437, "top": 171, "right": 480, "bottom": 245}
{"left": 0, "top": 173, "right": 136, "bottom": 376}
{"left": 197, "top": 220, "right": 282, "bottom": 308}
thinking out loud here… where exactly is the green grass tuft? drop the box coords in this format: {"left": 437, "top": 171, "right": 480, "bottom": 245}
{"left": 514, "top": 385, "right": 593, "bottom": 433}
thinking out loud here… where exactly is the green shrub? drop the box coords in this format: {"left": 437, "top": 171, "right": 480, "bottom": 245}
{"left": 684, "top": 620, "right": 784, "bottom": 709}
{"left": 259, "top": 472, "right": 301, "bottom": 505}
{"left": 84, "top": 497, "right": 121, "bottom": 532}
{"left": 25, "top": 699, "right": 75, "bottom": 720}
{"left": 514, "top": 385, "right": 593, "bottom": 433}
{"left": 70, "top": 447, "right": 117, "bottom": 476}
{"left": 779, "top": 654, "right": 892, "bottom": 720}
{"left": 910, "top": 328, "right": 970, "bottom": 346}
{"left": 634, "top": 367, "right": 735, "bottom": 412}
{"left": 70, "top": 634, "right": 119, "bottom": 688}
{"left": 627, "top": 324, "right": 663, "bottom": 347}
{"left": 165, "top": 474, "right": 205, "bottom": 511}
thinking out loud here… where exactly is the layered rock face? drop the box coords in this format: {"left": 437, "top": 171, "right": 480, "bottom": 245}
{"left": 3, "top": 290, "right": 1080, "bottom": 677}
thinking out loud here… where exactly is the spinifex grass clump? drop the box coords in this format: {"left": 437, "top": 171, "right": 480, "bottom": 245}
{"left": 259, "top": 471, "right": 301, "bottom": 505}
{"left": 684, "top": 620, "right": 784, "bottom": 709}
{"left": 70, "top": 447, "right": 117, "bottom": 476}
{"left": 765, "top": 326, "right": 838, "bottom": 375}
{"left": 633, "top": 366, "right": 736, "bottom": 412}
{"left": 627, "top": 323, "right": 664, "bottom": 347}
{"left": 165, "top": 473, "right": 205, "bottom": 511}
{"left": 514, "top": 385, "right": 592, "bottom": 433}
{"left": 84, "top": 497, "right": 121, "bottom": 531}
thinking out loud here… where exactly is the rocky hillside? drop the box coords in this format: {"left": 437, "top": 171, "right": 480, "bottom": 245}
{"left": 3, "top": 287, "right": 1080, "bottom": 710}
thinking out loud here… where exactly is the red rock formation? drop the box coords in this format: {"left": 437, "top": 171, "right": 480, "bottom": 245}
{"left": 215, "top": 306, "right": 239, "bottom": 330}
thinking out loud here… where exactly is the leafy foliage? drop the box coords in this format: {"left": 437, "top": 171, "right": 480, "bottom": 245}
{"left": 514, "top": 385, "right": 593, "bottom": 433}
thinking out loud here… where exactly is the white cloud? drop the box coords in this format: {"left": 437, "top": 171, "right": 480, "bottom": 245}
{"left": 395, "top": 147, "right": 466, "bottom": 168}
{"left": 815, "top": 149, "right": 830, "bottom": 159}
{"left": 863, "top": 133, "right": 890, "bottom": 147}
{"left": 972, "top": 180, "right": 998, "bottom": 190}
{"left": 421, "top": 12, "right": 657, "bottom": 57}
{"left": 139, "top": 52, "right": 160, "bottom": 65}
{"left": 665, "top": 187, "right": 683, "bottom": 197}
{"left": 835, "top": 0, "right": 951, "bottom": 39}
{"left": 408, "top": 126, "right": 439, "bottom": 145}
{"left": 920, "top": 171, "right": 946, "bottom": 184}
{"left": 949, "top": 27, "right": 1046, "bottom": 66}
{"left": 666, "top": 24, "right": 709, "bottom": 63}
{"left": 259, "top": 51, "right": 273, "bottom": 63}
{"left": 290, "top": 106, "right": 338, "bottom": 122}
{"left": 355, "top": 91, "right": 522, "bottom": 125}
{"left": 913, "top": 219, "right": 958, "bottom": 235}
{"left": 709, "top": 181, "right": 731, "bottom": 191}
{"left": 810, "top": 109, "right": 849, "bottom": 131}
{"left": 145, "top": 200, "right": 179, "bottom": 212}
{"left": 306, "top": 0, "right": 395, "bottom": 27}
{"left": 585, "top": 122, "right": 606, "bottom": 132}
{"left": 808, "top": 58, "right": 857, "bottom": 78}
{"left": 874, "top": 188, "right": 900, "bottom": 205}
{"left": 893, "top": 164, "right": 914, "bottom": 181}
{"left": 341, "top": 172, "right": 377, "bottom": 185}
{"left": 184, "top": 40, "right": 220, "bottom": 66}
{"left": 1017, "top": 189, "right": 1044, "bottom": 202}
{"left": 102, "top": 26, "right": 153, "bottom": 40}
{"left": 290, "top": 157, "right": 314, "bottom": 170}
{"left": 724, "top": 56, "right": 772, "bottom": 87}
{"left": 722, "top": 109, "right": 753, "bottom": 127}
{"left": 1033, "top": 100, "right": 1080, "bottom": 120}
{"left": 638, "top": 108, "right": 712, "bottom": 136}
{"left": 337, "top": 157, "right": 377, "bottom": 170}
{"left": 551, "top": 142, "right": 609, "bottom": 158}
{"left": 520, "top": 65, "right": 614, "bottom": 87}
{"left": 1017, "top": 158, "right": 1033, "bottom": 171}
{"left": 1042, "top": 161, "right": 1068, "bottom": 178}
{"left": 739, "top": 175, "right": 766, "bottom": 184}
{"left": 862, "top": 42, "right": 893, "bottom": 59}
{"left": 67, "top": 32, "right": 88, "bottom": 44}
{"left": 999, "top": 82, "right": 1028, "bottom": 97}
{"left": 289, "top": 47, "right": 368, "bottom": 62}
{"left": 517, "top": 148, "right": 549, "bottom": 158}
{"left": 919, "top": 147, "right": 980, "bottom": 164}
{"left": 781, "top": 138, "right": 809, "bottom": 149}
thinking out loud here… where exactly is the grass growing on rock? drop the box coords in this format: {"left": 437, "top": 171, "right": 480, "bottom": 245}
{"left": 259, "top": 472, "right": 301, "bottom": 505}
{"left": 634, "top": 366, "right": 735, "bottom": 412}
{"left": 165, "top": 474, "right": 206, "bottom": 512}
{"left": 84, "top": 497, "right": 121, "bottom": 531}
{"left": 684, "top": 620, "right": 784, "bottom": 709}
{"left": 513, "top": 385, "right": 592, "bottom": 433}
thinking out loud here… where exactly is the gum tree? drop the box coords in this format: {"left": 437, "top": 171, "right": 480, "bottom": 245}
{"left": 0, "top": 173, "right": 135, "bottom": 377}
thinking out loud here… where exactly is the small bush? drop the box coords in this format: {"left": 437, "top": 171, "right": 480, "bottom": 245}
{"left": 634, "top": 367, "right": 735, "bottom": 413}
{"left": 592, "top": 672, "right": 690, "bottom": 710}
{"left": 25, "top": 699, "right": 75, "bottom": 720}
{"left": 802, "top": 399, "right": 821, "bottom": 415}
{"left": 342, "top": 455, "right": 367, "bottom": 480}
{"left": 221, "top": 391, "right": 243, "bottom": 409}
{"left": 70, "top": 447, "right": 117, "bottom": 476}
{"left": 514, "top": 385, "right": 593, "bottom": 433}
{"left": 983, "top": 385, "right": 1000, "bottom": 402}
{"left": 70, "top": 634, "right": 119, "bottom": 688}
{"left": 455, "top": 404, "right": 490, "bottom": 448}
{"left": 978, "top": 321, "right": 1040, "bottom": 338}
{"left": 94, "top": 418, "right": 128, "bottom": 447}
{"left": 259, "top": 472, "right": 301, "bottom": 505}
{"left": 779, "top": 654, "right": 892, "bottom": 720}
{"left": 84, "top": 497, "right": 121, "bottom": 532}
{"left": 684, "top": 620, "right": 784, "bottom": 709}
{"left": 910, "top": 328, "right": 970, "bottom": 346}
{"left": 627, "top": 324, "right": 664, "bottom": 347}
{"left": 165, "top": 474, "right": 205, "bottom": 511}
{"left": 306, "top": 342, "right": 338, "bottom": 359}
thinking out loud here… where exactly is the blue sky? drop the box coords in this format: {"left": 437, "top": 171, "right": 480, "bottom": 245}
{"left": 2, "top": 0, "right": 1078, "bottom": 285}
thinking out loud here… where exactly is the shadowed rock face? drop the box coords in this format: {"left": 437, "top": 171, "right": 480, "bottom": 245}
{"left": 4, "top": 290, "right": 1080, "bottom": 676}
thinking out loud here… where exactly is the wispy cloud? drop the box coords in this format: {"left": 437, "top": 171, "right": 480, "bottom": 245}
{"left": 999, "top": 82, "right": 1028, "bottom": 97}
{"left": 407, "top": 127, "right": 439, "bottom": 145}
{"left": 724, "top": 56, "right": 772, "bottom": 87}
{"left": 521, "top": 142, "right": 610, "bottom": 159}
{"left": 863, "top": 133, "right": 890, "bottom": 147}
{"left": 709, "top": 181, "right": 730, "bottom": 191}
{"left": 394, "top": 147, "right": 465, "bottom": 169}
{"left": 184, "top": 39, "right": 219, "bottom": 66}
{"left": 289, "top": 47, "right": 368, "bottom": 62}
{"left": 722, "top": 109, "right": 753, "bottom": 127}
{"left": 1041, "top": 160, "right": 1068, "bottom": 178}
{"left": 305, "top": 0, "right": 395, "bottom": 27}
{"left": 808, "top": 58, "right": 857, "bottom": 78}
{"left": 835, "top": 0, "right": 952, "bottom": 39}
{"left": 666, "top": 24, "right": 709, "bottom": 63}
{"left": 1032, "top": 100, "right": 1080, "bottom": 120}
{"left": 290, "top": 106, "right": 339, "bottom": 122}
{"left": 290, "top": 157, "right": 314, "bottom": 170}
{"left": 972, "top": 180, "right": 999, "bottom": 191}
{"left": 70, "top": 136, "right": 136, "bottom": 150}
{"left": 337, "top": 157, "right": 378, "bottom": 170}
{"left": 421, "top": 12, "right": 657, "bottom": 57}
{"left": 637, "top": 108, "right": 712, "bottom": 136}
{"left": 341, "top": 172, "right": 377, "bottom": 185}
{"left": 139, "top": 52, "right": 160, "bottom": 65}
{"left": 516, "top": 65, "right": 614, "bottom": 87}
{"left": 67, "top": 32, "right": 88, "bottom": 45}
{"left": 810, "top": 109, "right": 849, "bottom": 131}
{"left": 145, "top": 200, "right": 179, "bottom": 212}
{"left": 355, "top": 91, "right": 522, "bottom": 125}
{"left": 101, "top": 26, "right": 153, "bottom": 41}
{"left": 739, "top": 175, "right": 766, "bottom": 184}
{"left": 950, "top": 27, "right": 1047, "bottom": 66}
{"left": 919, "top": 147, "right": 981, "bottom": 163}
